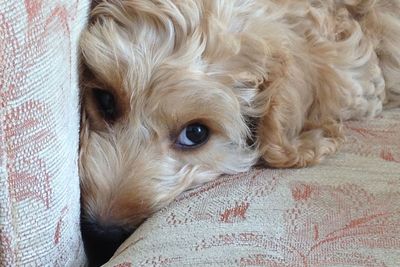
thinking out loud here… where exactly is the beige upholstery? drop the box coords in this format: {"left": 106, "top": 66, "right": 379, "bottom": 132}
{"left": 106, "top": 109, "right": 400, "bottom": 267}
{"left": 1, "top": 1, "right": 399, "bottom": 266}
{"left": 0, "top": 1, "right": 90, "bottom": 265}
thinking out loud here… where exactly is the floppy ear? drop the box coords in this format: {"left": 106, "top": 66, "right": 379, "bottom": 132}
{"left": 251, "top": 50, "right": 344, "bottom": 168}
{"left": 202, "top": 29, "right": 344, "bottom": 168}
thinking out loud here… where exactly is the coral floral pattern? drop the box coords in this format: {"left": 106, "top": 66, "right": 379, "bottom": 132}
{"left": 107, "top": 109, "right": 400, "bottom": 267}
{"left": 0, "top": 1, "right": 89, "bottom": 266}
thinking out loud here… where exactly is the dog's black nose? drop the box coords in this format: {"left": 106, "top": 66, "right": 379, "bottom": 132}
{"left": 81, "top": 219, "right": 133, "bottom": 267}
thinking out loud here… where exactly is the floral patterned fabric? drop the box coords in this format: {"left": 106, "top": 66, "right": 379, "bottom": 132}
{"left": 1, "top": 1, "right": 399, "bottom": 266}
{"left": 107, "top": 108, "right": 400, "bottom": 267}
{"left": 0, "top": 1, "right": 90, "bottom": 266}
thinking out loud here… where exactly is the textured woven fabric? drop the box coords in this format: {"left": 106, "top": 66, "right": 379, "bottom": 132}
{"left": 106, "top": 108, "right": 400, "bottom": 267}
{"left": 0, "top": 1, "right": 90, "bottom": 266}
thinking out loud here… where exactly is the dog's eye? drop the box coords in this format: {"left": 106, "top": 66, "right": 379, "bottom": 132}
{"left": 93, "top": 89, "right": 116, "bottom": 120}
{"left": 176, "top": 123, "right": 209, "bottom": 148}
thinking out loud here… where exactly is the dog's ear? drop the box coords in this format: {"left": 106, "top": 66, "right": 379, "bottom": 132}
{"left": 252, "top": 50, "right": 344, "bottom": 168}
{"left": 81, "top": 0, "right": 189, "bottom": 82}
{"left": 203, "top": 30, "right": 344, "bottom": 169}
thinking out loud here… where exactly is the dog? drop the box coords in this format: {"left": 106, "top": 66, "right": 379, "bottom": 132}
{"left": 79, "top": 0, "right": 400, "bottom": 265}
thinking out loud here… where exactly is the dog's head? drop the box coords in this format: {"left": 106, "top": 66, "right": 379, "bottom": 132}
{"left": 78, "top": 0, "right": 271, "bottom": 254}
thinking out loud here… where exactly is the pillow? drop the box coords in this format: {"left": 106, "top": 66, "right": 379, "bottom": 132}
{"left": 0, "top": 1, "right": 90, "bottom": 265}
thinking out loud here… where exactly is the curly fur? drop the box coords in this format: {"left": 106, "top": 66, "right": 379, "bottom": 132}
{"left": 79, "top": 0, "right": 400, "bottom": 230}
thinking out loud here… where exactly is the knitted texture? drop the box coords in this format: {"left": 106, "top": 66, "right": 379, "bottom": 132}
{"left": 106, "top": 108, "right": 400, "bottom": 267}
{"left": 0, "top": 1, "right": 90, "bottom": 266}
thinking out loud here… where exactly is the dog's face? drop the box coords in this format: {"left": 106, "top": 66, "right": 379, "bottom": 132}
{"left": 79, "top": 0, "right": 260, "bottom": 235}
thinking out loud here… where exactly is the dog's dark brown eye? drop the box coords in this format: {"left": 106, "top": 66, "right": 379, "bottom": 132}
{"left": 93, "top": 89, "right": 116, "bottom": 120}
{"left": 176, "top": 123, "right": 209, "bottom": 148}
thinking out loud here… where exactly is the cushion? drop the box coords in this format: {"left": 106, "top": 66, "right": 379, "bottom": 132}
{"left": 0, "top": 1, "right": 90, "bottom": 265}
{"left": 105, "top": 108, "right": 400, "bottom": 266}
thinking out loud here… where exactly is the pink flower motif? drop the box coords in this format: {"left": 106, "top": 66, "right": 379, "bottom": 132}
{"left": 2, "top": 0, "right": 78, "bottom": 208}
{"left": 0, "top": 232, "right": 16, "bottom": 264}
{"left": 220, "top": 201, "right": 250, "bottom": 223}
{"left": 24, "top": 0, "right": 43, "bottom": 22}
{"left": 5, "top": 100, "right": 53, "bottom": 208}
{"left": 282, "top": 182, "right": 400, "bottom": 266}
{"left": 54, "top": 206, "right": 69, "bottom": 244}
{"left": 343, "top": 112, "right": 400, "bottom": 161}
{"left": 1, "top": 0, "right": 84, "bottom": 265}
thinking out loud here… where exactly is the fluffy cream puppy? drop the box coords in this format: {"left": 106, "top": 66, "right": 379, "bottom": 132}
{"left": 79, "top": 0, "right": 400, "bottom": 265}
